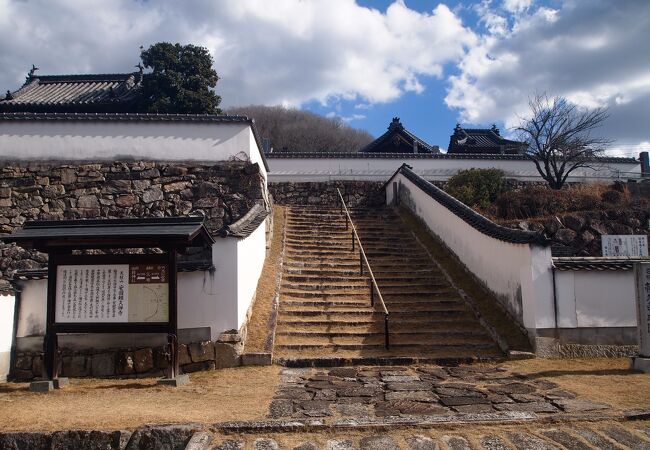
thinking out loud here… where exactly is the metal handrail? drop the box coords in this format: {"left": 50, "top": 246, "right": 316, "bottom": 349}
{"left": 336, "top": 188, "right": 390, "bottom": 349}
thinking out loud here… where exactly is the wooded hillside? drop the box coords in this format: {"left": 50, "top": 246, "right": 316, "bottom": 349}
{"left": 227, "top": 105, "right": 373, "bottom": 153}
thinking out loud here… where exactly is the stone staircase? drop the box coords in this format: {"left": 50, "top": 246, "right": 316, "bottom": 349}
{"left": 273, "top": 205, "right": 503, "bottom": 366}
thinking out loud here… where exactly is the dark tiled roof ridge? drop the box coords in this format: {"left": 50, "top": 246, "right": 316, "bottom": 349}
{"left": 552, "top": 256, "right": 650, "bottom": 271}
{"left": 391, "top": 164, "right": 550, "bottom": 245}
{"left": 360, "top": 125, "right": 437, "bottom": 153}
{"left": 264, "top": 150, "right": 638, "bottom": 164}
{"left": 221, "top": 202, "right": 269, "bottom": 238}
{"left": 27, "top": 73, "right": 138, "bottom": 83}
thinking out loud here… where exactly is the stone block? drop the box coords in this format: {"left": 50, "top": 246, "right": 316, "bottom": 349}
{"left": 63, "top": 355, "right": 90, "bottom": 377}
{"left": 184, "top": 432, "right": 213, "bottom": 450}
{"left": 90, "top": 353, "right": 115, "bottom": 377}
{"left": 188, "top": 341, "right": 215, "bottom": 363}
{"left": 157, "top": 374, "right": 190, "bottom": 387}
{"left": 51, "top": 430, "right": 131, "bottom": 450}
{"left": 53, "top": 378, "right": 69, "bottom": 389}
{"left": 115, "top": 194, "right": 138, "bottom": 207}
{"left": 77, "top": 195, "right": 100, "bottom": 209}
{"left": 117, "top": 351, "right": 135, "bottom": 375}
{"left": 153, "top": 347, "right": 170, "bottom": 369}
{"left": 133, "top": 348, "right": 154, "bottom": 373}
{"left": 142, "top": 187, "right": 164, "bottom": 203}
{"left": 182, "top": 361, "right": 216, "bottom": 373}
{"left": 0, "top": 432, "right": 52, "bottom": 450}
{"left": 125, "top": 423, "right": 196, "bottom": 450}
{"left": 241, "top": 352, "right": 272, "bottom": 366}
{"left": 215, "top": 342, "right": 241, "bottom": 369}
{"left": 29, "top": 380, "right": 54, "bottom": 392}
{"left": 178, "top": 343, "right": 192, "bottom": 366}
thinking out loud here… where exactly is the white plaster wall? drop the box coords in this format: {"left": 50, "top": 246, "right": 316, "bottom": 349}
{"left": 0, "top": 121, "right": 260, "bottom": 163}
{"left": 236, "top": 221, "right": 267, "bottom": 329}
{"left": 555, "top": 270, "right": 637, "bottom": 328}
{"left": 387, "top": 174, "right": 555, "bottom": 330}
{"left": 16, "top": 279, "right": 47, "bottom": 337}
{"left": 268, "top": 157, "right": 640, "bottom": 182}
{"left": 0, "top": 294, "right": 15, "bottom": 382}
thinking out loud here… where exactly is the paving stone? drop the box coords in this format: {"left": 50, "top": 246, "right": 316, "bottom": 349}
{"left": 337, "top": 403, "right": 371, "bottom": 417}
{"left": 276, "top": 388, "right": 314, "bottom": 401}
{"left": 327, "top": 439, "right": 354, "bottom": 450}
{"left": 329, "top": 368, "right": 357, "bottom": 378}
{"left": 254, "top": 438, "right": 279, "bottom": 450}
{"left": 533, "top": 380, "right": 559, "bottom": 390}
{"left": 279, "top": 374, "right": 305, "bottom": 384}
{"left": 314, "top": 389, "right": 338, "bottom": 401}
{"left": 295, "top": 400, "right": 333, "bottom": 417}
{"left": 544, "top": 389, "right": 576, "bottom": 400}
{"left": 377, "top": 400, "right": 450, "bottom": 415}
{"left": 386, "top": 382, "right": 432, "bottom": 391}
{"left": 185, "top": 432, "right": 213, "bottom": 450}
{"left": 637, "top": 426, "right": 650, "bottom": 438}
{"left": 416, "top": 367, "right": 448, "bottom": 379}
{"left": 337, "top": 387, "right": 377, "bottom": 397}
{"left": 441, "top": 435, "right": 471, "bottom": 450}
{"left": 435, "top": 387, "right": 485, "bottom": 398}
{"left": 268, "top": 399, "right": 294, "bottom": 418}
{"left": 479, "top": 435, "right": 509, "bottom": 450}
{"left": 306, "top": 381, "right": 334, "bottom": 390}
{"left": 506, "top": 432, "right": 559, "bottom": 450}
{"left": 552, "top": 398, "right": 610, "bottom": 413}
{"left": 406, "top": 435, "right": 439, "bottom": 450}
{"left": 382, "top": 375, "right": 421, "bottom": 382}
{"left": 439, "top": 396, "right": 491, "bottom": 406}
{"left": 281, "top": 368, "right": 312, "bottom": 376}
{"left": 212, "top": 440, "right": 245, "bottom": 450}
{"left": 452, "top": 404, "right": 495, "bottom": 414}
{"left": 293, "top": 442, "right": 318, "bottom": 450}
{"left": 539, "top": 429, "right": 592, "bottom": 450}
{"left": 336, "top": 396, "right": 376, "bottom": 404}
{"left": 359, "top": 435, "right": 400, "bottom": 450}
{"left": 510, "top": 393, "right": 546, "bottom": 403}
{"left": 601, "top": 425, "right": 650, "bottom": 449}
{"left": 574, "top": 428, "right": 620, "bottom": 450}
{"left": 494, "top": 402, "right": 558, "bottom": 413}
{"left": 384, "top": 390, "right": 437, "bottom": 402}
{"left": 486, "top": 383, "right": 536, "bottom": 395}
{"left": 486, "top": 394, "right": 513, "bottom": 404}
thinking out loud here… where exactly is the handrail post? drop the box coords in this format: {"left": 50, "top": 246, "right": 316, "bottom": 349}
{"left": 359, "top": 252, "right": 363, "bottom": 275}
{"left": 384, "top": 315, "right": 390, "bottom": 349}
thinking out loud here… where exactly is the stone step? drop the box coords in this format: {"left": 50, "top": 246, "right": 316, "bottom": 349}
{"left": 275, "top": 329, "right": 490, "bottom": 339}
{"left": 277, "top": 307, "right": 470, "bottom": 316}
{"left": 276, "top": 320, "right": 487, "bottom": 333}
{"left": 274, "top": 341, "right": 499, "bottom": 351}
{"left": 279, "top": 289, "right": 458, "bottom": 298}
{"left": 282, "top": 274, "right": 445, "bottom": 283}
{"left": 274, "top": 350, "right": 504, "bottom": 366}
{"left": 279, "top": 281, "right": 450, "bottom": 291}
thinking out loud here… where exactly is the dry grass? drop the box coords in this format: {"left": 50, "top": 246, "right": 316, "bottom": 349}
{"left": 501, "top": 357, "right": 650, "bottom": 410}
{"left": 398, "top": 207, "right": 532, "bottom": 352}
{"left": 0, "top": 366, "right": 279, "bottom": 432}
{"left": 244, "top": 205, "right": 287, "bottom": 353}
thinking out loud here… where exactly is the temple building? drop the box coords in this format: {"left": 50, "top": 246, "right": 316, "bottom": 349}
{"left": 447, "top": 124, "right": 526, "bottom": 155}
{"left": 0, "top": 67, "right": 143, "bottom": 113}
{"left": 360, "top": 117, "right": 439, "bottom": 154}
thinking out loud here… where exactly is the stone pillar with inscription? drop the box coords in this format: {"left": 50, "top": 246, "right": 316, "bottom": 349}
{"left": 632, "top": 263, "right": 650, "bottom": 372}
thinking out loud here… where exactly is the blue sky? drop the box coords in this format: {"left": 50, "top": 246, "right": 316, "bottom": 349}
{"left": 0, "top": 0, "right": 648, "bottom": 155}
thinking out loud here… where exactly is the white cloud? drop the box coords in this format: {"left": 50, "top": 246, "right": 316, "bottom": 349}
{"left": 445, "top": 0, "right": 650, "bottom": 151}
{"left": 0, "top": 0, "right": 476, "bottom": 108}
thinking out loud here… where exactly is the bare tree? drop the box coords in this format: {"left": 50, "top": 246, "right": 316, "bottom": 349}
{"left": 516, "top": 94, "right": 611, "bottom": 189}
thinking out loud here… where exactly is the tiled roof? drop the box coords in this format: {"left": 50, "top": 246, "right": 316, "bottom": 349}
{"left": 360, "top": 117, "right": 439, "bottom": 154}
{"left": 1, "top": 73, "right": 142, "bottom": 113}
{"left": 265, "top": 151, "right": 638, "bottom": 164}
{"left": 0, "top": 112, "right": 270, "bottom": 171}
{"left": 553, "top": 257, "right": 650, "bottom": 271}
{"left": 220, "top": 202, "right": 269, "bottom": 238}
{"left": 448, "top": 125, "right": 526, "bottom": 155}
{"left": 386, "top": 164, "right": 550, "bottom": 245}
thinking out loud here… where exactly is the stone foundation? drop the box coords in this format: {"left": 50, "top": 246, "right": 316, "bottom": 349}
{"left": 11, "top": 336, "right": 242, "bottom": 381}
{"left": 269, "top": 181, "right": 384, "bottom": 207}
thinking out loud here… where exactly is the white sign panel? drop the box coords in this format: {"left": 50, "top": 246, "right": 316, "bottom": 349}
{"left": 634, "top": 263, "right": 650, "bottom": 356}
{"left": 602, "top": 235, "right": 648, "bottom": 257}
{"left": 55, "top": 264, "right": 169, "bottom": 324}
{"left": 56, "top": 265, "right": 129, "bottom": 323}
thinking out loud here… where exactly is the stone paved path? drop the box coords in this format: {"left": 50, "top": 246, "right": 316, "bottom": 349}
{"left": 211, "top": 422, "right": 650, "bottom": 449}
{"left": 268, "top": 366, "right": 611, "bottom": 420}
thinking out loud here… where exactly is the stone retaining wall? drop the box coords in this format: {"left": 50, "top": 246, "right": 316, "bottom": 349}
{"left": 0, "top": 160, "right": 266, "bottom": 280}
{"left": 12, "top": 338, "right": 242, "bottom": 381}
{"left": 269, "top": 181, "right": 384, "bottom": 207}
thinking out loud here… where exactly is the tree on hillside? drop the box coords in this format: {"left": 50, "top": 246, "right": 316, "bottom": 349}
{"left": 138, "top": 42, "right": 221, "bottom": 114}
{"left": 516, "top": 94, "right": 611, "bottom": 190}
{"left": 227, "top": 105, "right": 373, "bottom": 152}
